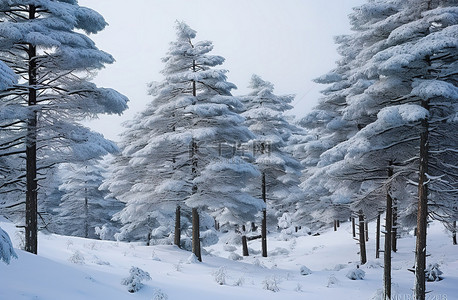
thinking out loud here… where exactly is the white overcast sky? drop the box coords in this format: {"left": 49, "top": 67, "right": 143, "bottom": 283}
{"left": 79, "top": 0, "right": 366, "bottom": 141}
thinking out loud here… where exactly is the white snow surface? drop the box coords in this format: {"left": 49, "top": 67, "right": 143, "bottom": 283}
{"left": 1, "top": 216, "right": 457, "bottom": 299}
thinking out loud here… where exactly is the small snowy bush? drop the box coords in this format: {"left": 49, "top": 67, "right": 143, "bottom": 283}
{"left": 327, "top": 274, "right": 339, "bottom": 287}
{"left": 68, "top": 250, "right": 85, "bottom": 265}
{"left": 228, "top": 252, "right": 243, "bottom": 261}
{"left": 262, "top": 276, "right": 280, "bottom": 292}
{"left": 346, "top": 266, "right": 365, "bottom": 280}
{"left": 425, "top": 263, "right": 443, "bottom": 281}
{"left": 0, "top": 227, "right": 17, "bottom": 264}
{"left": 121, "top": 266, "right": 151, "bottom": 293}
{"left": 200, "top": 228, "right": 219, "bottom": 247}
{"left": 152, "top": 288, "right": 168, "bottom": 300}
{"left": 234, "top": 276, "right": 245, "bottom": 286}
{"left": 223, "top": 244, "right": 237, "bottom": 252}
{"left": 213, "top": 266, "right": 227, "bottom": 285}
{"left": 300, "top": 265, "right": 312, "bottom": 276}
{"left": 187, "top": 253, "right": 199, "bottom": 264}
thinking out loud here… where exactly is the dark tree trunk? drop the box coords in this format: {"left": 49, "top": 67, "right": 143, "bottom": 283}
{"left": 337, "top": 220, "right": 340, "bottom": 227}
{"left": 333, "top": 220, "right": 337, "bottom": 231}
{"left": 261, "top": 172, "right": 267, "bottom": 257}
{"left": 352, "top": 217, "right": 356, "bottom": 238}
{"left": 84, "top": 187, "right": 88, "bottom": 238}
{"left": 365, "top": 221, "right": 369, "bottom": 242}
{"left": 25, "top": 4, "right": 38, "bottom": 255}
{"left": 384, "top": 162, "right": 393, "bottom": 300}
{"left": 192, "top": 208, "right": 201, "bottom": 262}
{"left": 414, "top": 100, "right": 429, "bottom": 300}
{"left": 453, "top": 221, "right": 457, "bottom": 245}
{"left": 376, "top": 213, "right": 381, "bottom": 259}
{"left": 241, "top": 225, "right": 249, "bottom": 256}
{"left": 392, "top": 200, "right": 398, "bottom": 252}
{"left": 358, "top": 210, "right": 367, "bottom": 265}
{"left": 174, "top": 205, "right": 181, "bottom": 247}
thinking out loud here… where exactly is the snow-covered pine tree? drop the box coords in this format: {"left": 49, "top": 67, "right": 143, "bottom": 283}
{"left": 0, "top": 226, "right": 17, "bottom": 264}
{"left": 0, "top": 1, "right": 128, "bottom": 254}
{"left": 56, "top": 159, "right": 122, "bottom": 239}
{"left": 303, "top": 1, "right": 457, "bottom": 298}
{"left": 104, "top": 22, "right": 263, "bottom": 261}
{"left": 241, "top": 75, "right": 303, "bottom": 257}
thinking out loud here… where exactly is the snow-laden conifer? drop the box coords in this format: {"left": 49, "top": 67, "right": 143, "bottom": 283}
{"left": 0, "top": 1, "right": 128, "bottom": 253}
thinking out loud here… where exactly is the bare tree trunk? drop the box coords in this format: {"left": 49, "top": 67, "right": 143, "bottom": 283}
{"left": 365, "top": 221, "right": 369, "bottom": 242}
{"left": 337, "top": 220, "right": 340, "bottom": 227}
{"left": 25, "top": 4, "right": 38, "bottom": 255}
{"left": 192, "top": 207, "right": 201, "bottom": 261}
{"left": 392, "top": 200, "right": 398, "bottom": 252}
{"left": 241, "top": 225, "right": 249, "bottom": 256}
{"left": 384, "top": 162, "right": 393, "bottom": 300}
{"left": 376, "top": 213, "right": 381, "bottom": 259}
{"left": 84, "top": 187, "right": 88, "bottom": 238}
{"left": 334, "top": 220, "right": 337, "bottom": 231}
{"left": 358, "top": 210, "right": 367, "bottom": 265}
{"left": 352, "top": 217, "right": 356, "bottom": 238}
{"left": 453, "top": 221, "right": 457, "bottom": 245}
{"left": 414, "top": 100, "right": 429, "bottom": 300}
{"left": 174, "top": 205, "right": 181, "bottom": 247}
{"left": 261, "top": 172, "right": 267, "bottom": 257}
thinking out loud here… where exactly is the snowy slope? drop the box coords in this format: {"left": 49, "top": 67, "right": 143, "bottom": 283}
{"left": 1, "top": 216, "right": 457, "bottom": 300}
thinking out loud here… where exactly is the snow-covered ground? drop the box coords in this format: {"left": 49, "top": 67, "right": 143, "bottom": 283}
{"left": 1, "top": 216, "right": 457, "bottom": 300}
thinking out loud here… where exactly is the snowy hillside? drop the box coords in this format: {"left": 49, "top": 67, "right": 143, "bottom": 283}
{"left": 1, "top": 216, "right": 456, "bottom": 300}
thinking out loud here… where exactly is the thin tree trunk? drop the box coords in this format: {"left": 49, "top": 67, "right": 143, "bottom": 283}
{"left": 334, "top": 220, "right": 337, "bottom": 231}
{"left": 25, "top": 4, "right": 38, "bottom": 255}
{"left": 241, "top": 225, "right": 249, "bottom": 256}
{"left": 352, "top": 217, "right": 356, "bottom": 238}
{"left": 453, "top": 221, "right": 457, "bottom": 245}
{"left": 337, "top": 220, "right": 340, "bottom": 227}
{"left": 174, "top": 205, "right": 181, "bottom": 247}
{"left": 261, "top": 171, "right": 267, "bottom": 257}
{"left": 392, "top": 200, "right": 398, "bottom": 252}
{"left": 358, "top": 210, "right": 367, "bottom": 265}
{"left": 192, "top": 207, "right": 201, "bottom": 261}
{"left": 414, "top": 100, "right": 429, "bottom": 300}
{"left": 84, "top": 187, "right": 88, "bottom": 238}
{"left": 376, "top": 213, "right": 381, "bottom": 259}
{"left": 365, "top": 221, "right": 369, "bottom": 242}
{"left": 384, "top": 162, "right": 393, "bottom": 300}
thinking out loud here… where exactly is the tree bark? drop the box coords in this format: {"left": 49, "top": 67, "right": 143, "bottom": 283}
{"left": 365, "top": 221, "right": 369, "bottom": 242}
{"left": 337, "top": 220, "right": 340, "bottom": 227}
{"left": 453, "top": 221, "right": 457, "bottom": 245}
{"left": 414, "top": 100, "right": 429, "bottom": 300}
{"left": 174, "top": 205, "right": 181, "bottom": 247}
{"left": 192, "top": 207, "right": 201, "bottom": 262}
{"left": 384, "top": 162, "right": 393, "bottom": 300}
{"left": 334, "top": 220, "right": 337, "bottom": 231}
{"left": 376, "top": 213, "right": 381, "bottom": 259}
{"left": 392, "top": 200, "right": 398, "bottom": 252}
{"left": 261, "top": 172, "right": 267, "bottom": 257}
{"left": 241, "top": 225, "right": 249, "bottom": 256}
{"left": 25, "top": 4, "right": 38, "bottom": 255}
{"left": 352, "top": 217, "right": 356, "bottom": 238}
{"left": 84, "top": 187, "right": 88, "bottom": 238}
{"left": 358, "top": 210, "right": 367, "bottom": 265}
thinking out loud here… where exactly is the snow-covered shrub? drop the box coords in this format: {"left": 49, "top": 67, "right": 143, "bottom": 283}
{"left": 364, "top": 260, "right": 382, "bottom": 269}
{"left": 278, "top": 212, "right": 292, "bottom": 229}
{"left": 270, "top": 247, "right": 289, "bottom": 256}
{"left": 228, "top": 252, "right": 243, "bottom": 261}
{"left": 221, "top": 231, "right": 242, "bottom": 245}
{"left": 234, "top": 276, "right": 245, "bottom": 286}
{"left": 295, "top": 283, "right": 303, "bottom": 292}
{"left": 121, "top": 266, "right": 151, "bottom": 293}
{"left": 69, "top": 250, "right": 85, "bottom": 265}
{"left": 95, "top": 224, "right": 117, "bottom": 240}
{"left": 262, "top": 276, "right": 280, "bottom": 292}
{"left": 213, "top": 266, "right": 227, "bottom": 285}
{"left": 174, "top": 260, "right": 183, "bottom": 271}
{"left": 180, "top": 237, "right": 192, "bottom": 251}
{"left": 223, "top": 244, "right": 237, "bottom": 252}
{"left": 248, "top": 247, "right": 261, "bottom": 255}
{"left": 253, "top": 258, "right": 266, "bottom": 268}
{"left": 200, "top": 228, "right": 218, "bottom": 247}
{"left": 0, "top": 227, "right": 17, "bottom": 264}
{"left": 327, "top": 274, "right": 339, "bottom": 287}
{"left": 187, "top": 253, "right": 199, "bottom": 264}
{"left": 425, "top": 263, "right": 443, "bottom": 281}
{"left": 300, "top": 265, "right": 312, "bottom": 276}
{"left": 346, "top": 266, "right": 365, "bottom": 280}
{"left": 152, "top": 288, "right": 168, "bottom": 300}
